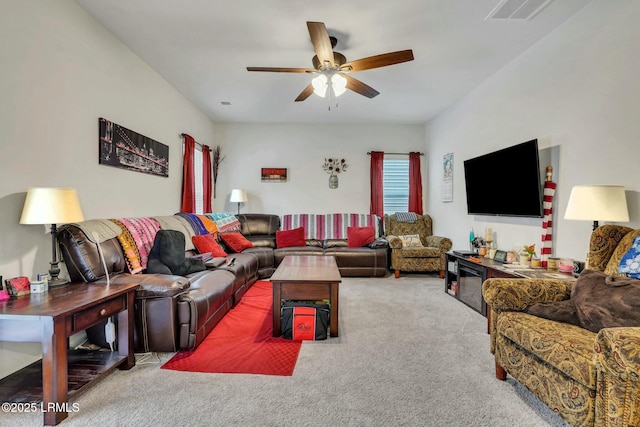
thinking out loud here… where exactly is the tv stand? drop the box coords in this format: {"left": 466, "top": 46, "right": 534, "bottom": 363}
{"left": 444, "top": 252, "right": 575, "bottom": 318}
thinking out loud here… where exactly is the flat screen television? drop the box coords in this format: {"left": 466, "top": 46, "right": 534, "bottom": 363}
{"left": 463, "top": 139, "right": 543, "bottom": 218}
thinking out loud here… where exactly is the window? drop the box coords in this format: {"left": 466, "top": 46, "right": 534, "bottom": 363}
{"left": 383, "top": 159, "right": 409, "bottom": 214}
{"left": 193, "top": 148, "right": 204, "bottom": 214}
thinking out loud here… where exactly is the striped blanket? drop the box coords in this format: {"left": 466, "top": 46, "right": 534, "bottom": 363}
{"left": 281, "top": 214, "right": 380, "bottom": 240}
{"left": 175, "top": 213, "right": 209, "bottom": 235}
{"left": 205, "top": 212, "right": 241, "bottom": 233}
{"left": 111, "top": 217, "right": 160, "bottom": 274}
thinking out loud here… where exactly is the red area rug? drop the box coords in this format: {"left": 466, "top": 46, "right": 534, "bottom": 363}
{"left": 161, "top": 280, "right": 301, "bottom": 376}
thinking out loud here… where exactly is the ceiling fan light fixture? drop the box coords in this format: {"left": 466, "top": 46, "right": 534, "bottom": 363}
{"left": 312, "top": 74, "right": 328, "bottom": 97}
{"left": 331, "top": 73, "right": 347, "bottom": 97}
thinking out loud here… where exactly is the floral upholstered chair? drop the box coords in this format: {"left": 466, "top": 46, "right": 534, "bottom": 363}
{"left": 384, "top": 213, "right": 452, "bottom": 278}
{"left": 482, "top": 225, "right": 640, "bottom": 427}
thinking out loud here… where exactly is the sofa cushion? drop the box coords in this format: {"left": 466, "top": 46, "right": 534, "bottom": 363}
{"left": 399, "top": 247, "right": 441, "bottom": 258}
{"left": 192, "top": 234, "right": 228, "bottom": 257}
{"left": 276, "top": 227, "right": 306, "bottom": 248}
{"left": 498, "top": 311, "right": 597, "bottom": 388}
{"left": 347, "top": 226, "right": 375, "bottom": 248}
{"left": 219, "top": 232, "right": 254, "bottom": 253}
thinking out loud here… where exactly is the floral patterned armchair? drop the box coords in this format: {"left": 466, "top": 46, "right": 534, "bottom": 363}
{"left": 384, "top": 213, "right": 452, "bottom": 278}
{"left": 482, "top": 225, "right": 640, "bottom": 427}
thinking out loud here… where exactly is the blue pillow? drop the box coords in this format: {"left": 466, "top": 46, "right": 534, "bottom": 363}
{"left": 619, "top": 235, "right": 640, "bottom": 278}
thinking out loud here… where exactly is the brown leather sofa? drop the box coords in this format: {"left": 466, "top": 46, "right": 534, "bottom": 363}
{"left": 57, "top": 224, "right": 258, "bottom": 353}
{"left": 236, "top": 213, "right": 389, "bottom": 277}
{"left": 57, "top": 212, "right": 386, "bottom": 353}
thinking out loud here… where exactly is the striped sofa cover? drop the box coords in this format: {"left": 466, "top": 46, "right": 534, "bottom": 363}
{"left": 276, "top": 213, "right": 388, "bottom": 277}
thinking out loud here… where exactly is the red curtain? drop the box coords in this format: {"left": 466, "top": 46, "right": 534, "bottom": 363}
{"left": 369, "top": 151, "right": 384, "bottom": 218}
{"left": 181, "top": 134, "right": 195, "bottom": 213}
{"left": 408, "top": 152, "right": 423, "bottom": 214}
{"left": 202, "top": 145, "right": 212, "bottom": 213}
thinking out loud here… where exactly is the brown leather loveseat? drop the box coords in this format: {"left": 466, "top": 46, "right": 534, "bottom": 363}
{"left": 235, "top": 213, "right": 389, "bottom": 277}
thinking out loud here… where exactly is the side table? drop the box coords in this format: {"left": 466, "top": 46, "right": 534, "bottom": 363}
{"left": 0, "top": 282, "right": 138, "bottom": 426}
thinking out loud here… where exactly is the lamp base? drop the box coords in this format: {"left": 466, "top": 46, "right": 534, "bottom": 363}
{"left": 48, "top": 277, "right": 69, "bottom": 287}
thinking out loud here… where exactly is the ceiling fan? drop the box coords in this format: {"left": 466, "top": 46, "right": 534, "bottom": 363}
{"left": 247, "top": 21, "right": 414, "bottom": 102}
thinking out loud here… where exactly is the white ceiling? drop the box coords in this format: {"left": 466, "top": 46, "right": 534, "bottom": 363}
{"left": 74, "top": 0, "right": 591, "bottom": 125}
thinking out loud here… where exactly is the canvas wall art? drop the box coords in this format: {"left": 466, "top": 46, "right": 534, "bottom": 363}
{"left": 261, "top": 168, "right": 287, "bottom": 182}
{"left": 99, "top": 118, "right": 169, "bottom": 177}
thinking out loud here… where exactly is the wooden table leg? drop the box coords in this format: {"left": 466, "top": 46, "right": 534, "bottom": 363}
{"left": 42, "top": 317, "right": 68, "bottom": 426}
{"left": 330, "top": 281, "right": 339, "bottom": 337}
{"left": 272, "top": 282, "right": 281, "bottom": 337}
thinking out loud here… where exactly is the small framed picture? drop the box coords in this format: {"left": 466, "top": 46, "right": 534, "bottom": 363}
{"left": 494, "top": 250, "right": 508, "bottom": 263}
{"left": 261, "top": 168, "right": 287, "bottom": 182}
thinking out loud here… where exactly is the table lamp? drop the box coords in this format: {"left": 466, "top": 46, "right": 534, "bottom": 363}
{"left": 230, "top": 189, "right": 248, "bottom": 215}
{"left": 20, "top": 187, "right": 85, "bottom": 286}
{"left": 564, "top": 185, "right": 629, "bottom": 230}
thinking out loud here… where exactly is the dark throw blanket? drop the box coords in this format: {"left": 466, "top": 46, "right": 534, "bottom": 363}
{"left": 525, "top": 269, "right": 640, "bottom": 333}
{"left": 147, "top": 230, "right": 206, "bottom": 276}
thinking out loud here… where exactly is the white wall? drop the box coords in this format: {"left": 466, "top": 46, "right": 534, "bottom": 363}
{"left": 426, "top": 0, "right": 640, "bottom": 261}
{"left": 213, "top": 123, "right": 426, "bottom": 216}
{"left": 0, "top": 0, "right": 215, "bottom": 378}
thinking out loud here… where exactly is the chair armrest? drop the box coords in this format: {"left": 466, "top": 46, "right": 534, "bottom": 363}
{"left": 424, "top": 235, "right": 452, "bottom": 253}
{"left": 386, "top": 235, "right": 403, "bottom": 249}
{"left": 594, "top": 327, "right": 640, "bottom": 426}
{"left": 482, "top": 278, "right": 572, "bottom": 312}
{"left": 595, "top": 327, "right": 640, "bottom": 380}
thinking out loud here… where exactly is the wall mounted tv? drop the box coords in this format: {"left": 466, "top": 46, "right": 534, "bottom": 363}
{"left": 463, "top": 139, "right": 543, "bottom": 218}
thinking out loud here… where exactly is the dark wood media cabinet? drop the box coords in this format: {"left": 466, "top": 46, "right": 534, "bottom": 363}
{"left": 444, "top": 251, "right": 575, "bottom": 317}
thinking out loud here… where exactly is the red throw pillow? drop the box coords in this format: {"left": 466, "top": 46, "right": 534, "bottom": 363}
{"left": 192, "top": 234, "right": 227, "bottom": 257}
{"left": 219, "top": 232, "right": 254, "bottom": 253}
{"left": 276, "top": 227, "right": 306, "bottom": 248}
{"left": 347, "top": 226, "right": 375, "bottom": 248}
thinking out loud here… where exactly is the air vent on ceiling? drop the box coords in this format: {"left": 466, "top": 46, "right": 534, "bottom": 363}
{"left": 220, "top": 101, "right": 231, "bottom": 106}
{"left": 486, "top": 0, "right": 553, "bottom": 20}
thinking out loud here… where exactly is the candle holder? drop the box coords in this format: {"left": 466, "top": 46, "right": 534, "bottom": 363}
{"left": 484, "top": 239, "right": 493, "bottom": 257}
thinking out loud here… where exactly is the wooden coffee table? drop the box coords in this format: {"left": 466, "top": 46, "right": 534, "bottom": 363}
{"left": 271, "top": 255, "right": 341, "bottom": 337}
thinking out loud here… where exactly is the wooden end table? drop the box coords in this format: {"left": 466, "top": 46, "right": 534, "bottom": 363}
{"left": 271, "top": 255, "right": 341, "bottom": 338}
{"left": 0, "top": 282, "right": 138, "bottom": 426}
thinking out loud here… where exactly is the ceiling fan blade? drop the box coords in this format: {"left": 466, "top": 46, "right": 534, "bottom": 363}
{"left": 341, "top": 49, "right": 414, "bottom": 72}
{"left": 247, "top": 67, "right": 315, "bottom": 73}
{"left": 344, "top": 75, "right": 379, "bottom": 98}
{"left": 295, "top": 84, "right": 314, "bottom": 102}
{"left": 307, "top": 21, "right": 334, "bottom": 67}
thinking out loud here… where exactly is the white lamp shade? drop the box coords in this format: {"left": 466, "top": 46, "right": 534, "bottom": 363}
{"left": 20, "top": 187, "right": 85, "bottom": 225}
{"left": 564, "top": 185, "right": 629, "bottom": 222}
{"left": 229, "top": 189, "right": 248, "bottom": 203}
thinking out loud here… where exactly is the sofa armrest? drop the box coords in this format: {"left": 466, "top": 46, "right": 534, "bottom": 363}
{"left": 482, "top": 278, "right": 572, "bottom": 313}
{"left": 100, "top": 273, "right": 190, "bottom": 298}
{"left": 424, "top": 235, "right": 452, "bottom": 252}
{"left": 386, "top": 235, "right": 403, "bottom": 249}
{"left": 594, "top": 327, "right": 640, "bottom": 426}
{"left": 368, "top": 237, "right": 389, "bottom": 249}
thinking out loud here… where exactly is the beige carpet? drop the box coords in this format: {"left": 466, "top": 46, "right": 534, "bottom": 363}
{"left": 5, "top": 274, "right": 571, "bottom": 427}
